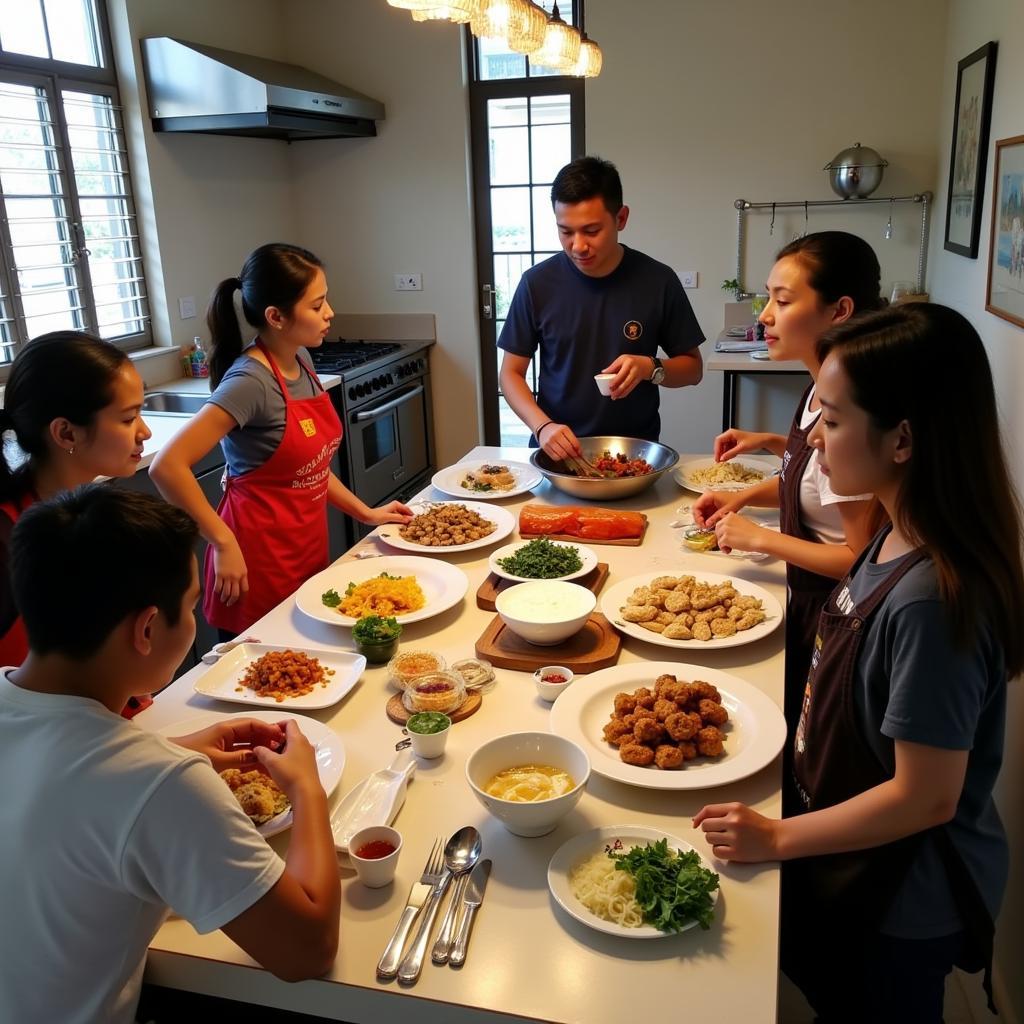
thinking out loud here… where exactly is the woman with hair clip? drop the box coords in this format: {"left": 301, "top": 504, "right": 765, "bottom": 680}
{"left": 150, "top": 243, "right": 411, "bottom": 637}
{"left": 694, "top": 303, "right": 1020, "bottom": 1022}
{"left": 693, "top": 231, "right": 886, "bottom": 755}
{"left": 0, "top": 331, "right": 152, "bottom": 669}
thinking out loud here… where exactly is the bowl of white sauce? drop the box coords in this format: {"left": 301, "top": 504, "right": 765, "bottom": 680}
{"left": 495, "top": 580, "right": 596, "bottom": 646}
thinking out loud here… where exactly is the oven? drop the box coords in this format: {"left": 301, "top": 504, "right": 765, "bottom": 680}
{"left": 309, "top": 340, "right": 436, "bottom": 555}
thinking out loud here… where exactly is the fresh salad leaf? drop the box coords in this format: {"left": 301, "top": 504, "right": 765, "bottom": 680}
{"left": 352, "top": 615, "right": 402, "bottom": 644}
{"left": 321, "top": 588, "right": 341, "bottom": 607}
{"left": 610, "top": 838, "right": 719, "bottom": 932}
{"left": 496, "top": 536, "right": 583, "bottom": 579}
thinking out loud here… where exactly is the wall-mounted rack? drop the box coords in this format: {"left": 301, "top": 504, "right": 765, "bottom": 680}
{"left": 731, "top": 192, "right": 933, "bottom": 299}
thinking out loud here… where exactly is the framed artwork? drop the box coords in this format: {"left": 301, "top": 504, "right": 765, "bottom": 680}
{"left": 986, "top": 135, "right": 1024, "bottom": 329}
{"left": 944, "top": 41, "right": 998, "bottom": 258}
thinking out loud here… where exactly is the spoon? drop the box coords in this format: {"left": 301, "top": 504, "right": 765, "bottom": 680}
{"left": 397, "top": 825, "right": 482, "bottom": 984}
{"left": 431, "top": 826, "right": 484, "bottom": 964}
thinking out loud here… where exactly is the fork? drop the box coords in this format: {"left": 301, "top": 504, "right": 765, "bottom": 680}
{"left": 376, "top": 837, "right": 443, "bottom": 980}
{"left": 397, "top": 839, "right": 453, "bottom": 985}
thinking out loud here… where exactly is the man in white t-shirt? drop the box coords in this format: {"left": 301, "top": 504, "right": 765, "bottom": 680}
{"left": 0, "top": 486, "right": 340, "bottom": 1024}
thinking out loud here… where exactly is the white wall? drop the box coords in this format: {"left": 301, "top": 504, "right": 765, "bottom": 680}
{"left": 928, "top": 3, "right": 1024, "bottom": 1021}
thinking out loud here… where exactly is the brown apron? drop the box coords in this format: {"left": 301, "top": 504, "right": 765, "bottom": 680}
{"left": 784, "top": 540, "right": 996, "bottom": 1016}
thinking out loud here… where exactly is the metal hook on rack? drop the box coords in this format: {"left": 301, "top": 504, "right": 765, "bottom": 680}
{"left": 769, "top": 202, "right": 776, "bottom": 236}
{"left": 884, "top": 198, "right": 894, "bottom": 240}
{"left": 803, "top": 201, "right": 809, "bottom": 237}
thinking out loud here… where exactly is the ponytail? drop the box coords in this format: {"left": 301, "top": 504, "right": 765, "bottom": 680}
{"left": 207, "top": 244, "right": 323, "bottom": 390}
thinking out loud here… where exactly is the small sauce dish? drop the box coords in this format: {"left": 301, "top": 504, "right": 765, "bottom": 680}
{"left": 349, "top": 825, "right": 403, "bottom": 887}
{"left": 533, "top": 665, "right": 574, "bottom": 702}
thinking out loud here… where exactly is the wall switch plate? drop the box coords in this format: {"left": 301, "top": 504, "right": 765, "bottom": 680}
{"left": 680, "top": 271, "right": 698, "bottom": 288}
{"left": 394, "top": 273, "right": 422, "bottom": 291}
{"left": 178, "top": 296, "right": 197, "bottom": 319}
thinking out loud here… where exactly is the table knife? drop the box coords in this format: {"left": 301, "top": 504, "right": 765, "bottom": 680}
{"left": 396, "top": 869, "right": 452, "bottom": 985}
{"left": 448, "top": 859, "right": 491, "bottom": 968}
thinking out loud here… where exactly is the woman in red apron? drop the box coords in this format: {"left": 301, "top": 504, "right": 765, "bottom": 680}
{"left": 693, "top": 233, "right": 885, "bottom": 789}
{"left": 694, "top": 304, "right": 1020, "bottom": 1021}
{"left": 151, "top": 244, "right": 412, "bottom": 635}
{"left": 0, "top": 332, "right": 152, "bottom": 675}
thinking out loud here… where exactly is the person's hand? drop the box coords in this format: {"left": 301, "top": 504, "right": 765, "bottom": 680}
{"left": 364, "top": 500, "right": 414, "bottom": 526}
{"left": 714, "top": 428, "right": 768, "bottom": 462}
{"left": 692, "top": 490, "right": 745, "bottom": 528}
{"left": 170, "top": 718, "right": 286, "bottom": 774}
{"left": 252, "top": 719, "right": 322, "bottom": 801}
{"left": 714, "top": 512, "right": 771, "bottom": 555}
{"left": 213, "top": 535, "right": 248, "bottom": 606}
{"left": 692, "top": 801, "right": 780, "bottom": 862}
{"left": 600, "top": 353, "right": 655, "bottom": 400}
{"left": 539, "top": 422, "right": 582, "bottom": 461}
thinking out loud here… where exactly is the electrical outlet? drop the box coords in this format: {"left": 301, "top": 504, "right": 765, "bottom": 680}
{"left": 680, "top": 271, "right": 698, "bottom": 289}
{"left": 394, "top": 273, "right": 423, "bottom": 291}
{"left": 178, "top": 296, "right": 197, "bottom": 319}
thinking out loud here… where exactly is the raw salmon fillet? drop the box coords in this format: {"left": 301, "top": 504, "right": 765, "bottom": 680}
{"left": 519, "top": 504, "right": 645, "bottom": 540}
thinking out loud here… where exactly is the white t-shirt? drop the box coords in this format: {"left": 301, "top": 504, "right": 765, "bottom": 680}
{"left": 0, "top": 672, "right": 285, "bottom": 1024}
{"left": 798, "top": 386, "right": 871, "bottom": 544}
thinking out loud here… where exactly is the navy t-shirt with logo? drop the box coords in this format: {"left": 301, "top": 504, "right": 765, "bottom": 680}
{"left": 497, "top": 246, "right": 704, "bottom": 442}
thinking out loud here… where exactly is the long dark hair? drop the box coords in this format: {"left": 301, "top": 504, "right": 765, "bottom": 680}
{"left": 818, "top": 303, "right": 1024, "bottom": 675}
{"left": 0, "top": 331, "right": 130, "bottom": 505}
{"left": 776, "top": 231, "right": 886, "bottom": 314}
{"left": 207, "top": 243, "right": 323, "bottom": 388}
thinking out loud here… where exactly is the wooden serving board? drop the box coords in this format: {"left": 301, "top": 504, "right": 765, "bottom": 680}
{"left": 476, "top": 562, "right": 610, "bottom": 612}
{"left": 474, "top": 612, "right": 621, "bottom": 674}
{"left": 386, "top": 690, "right": 482, "bottom": 726}
{"left": 518, "top": 515, "right": 648, "bottom": 547}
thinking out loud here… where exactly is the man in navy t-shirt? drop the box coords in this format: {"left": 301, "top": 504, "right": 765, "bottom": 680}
{"left": 498, "top": 156, "right": 704, "bottom": 458}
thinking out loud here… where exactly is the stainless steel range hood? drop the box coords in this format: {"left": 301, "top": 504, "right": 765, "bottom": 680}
{"left": 141, "top": 37, "right": 385, "bottom": 142}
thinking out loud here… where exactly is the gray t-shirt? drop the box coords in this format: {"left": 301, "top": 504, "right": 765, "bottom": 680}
{"left": 842, "top": 533, "right": 1008, "bottom": 938}
{"left": 208, "top": 348, "right": 319, "bottom": 476}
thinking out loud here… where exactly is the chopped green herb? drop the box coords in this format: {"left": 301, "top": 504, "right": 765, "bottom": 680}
{"left": 496, "top": 536, "right": 584, "bottom": 579}
{"left": 321, "top": 588, "right": 341, "bottom": 608}
{"left": 352, "top": 615, "right": 402, "bottom": 644}
{"left": 407, "top": 711, "right": 451, "bottom": 735}
{"left": 610, "top": 838, "right": 719, "bottom": 932}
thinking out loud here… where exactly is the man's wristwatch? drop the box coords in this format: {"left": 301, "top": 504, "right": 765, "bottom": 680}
{"left": 649, "top": 357, "right": 666, "bottom": 386}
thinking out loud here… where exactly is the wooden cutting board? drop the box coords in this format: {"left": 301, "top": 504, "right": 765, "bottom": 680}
{"left": 476, "top": 562, "right": 610, "bottom": 612}
{"left": 386, "top": 690, "right": 482, "bottom": 726}
{"left": 518, "top": 515, "right": 648, "bottom": 547}
{"left": 474, "top": 612, "right": 621, "bottom": 674}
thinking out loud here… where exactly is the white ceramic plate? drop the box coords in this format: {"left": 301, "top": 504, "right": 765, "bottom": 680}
{"left": 154, "top": 709, "right": 345, "bottom": 838}
{"left": 600, "top": 570, "right": 782, "bottom": 650}
{"left": 193, "top": 643, "right": 365, "bottom": 710}
{"left": 549, "top": 661, "right": 787, "bottom": 791}
{"left": 548, "top": 825, "right": 719, "bottom": 938}
{"left": 674, "top": 455, "right": 779, "bottom": 494}
{"left": 377, "top": 500, "right": 516, "bottom": 554}
{"left": 431, "top": 460, "right": 542, "bottom": 500}
{"left": 488, "top": 539, "right": 599, "bottom": 583}
{"left": 295, "top": 556, "right": 468, "bottom": 627}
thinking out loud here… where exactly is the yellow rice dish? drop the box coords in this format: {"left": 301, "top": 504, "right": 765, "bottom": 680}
{"left": 338, "top": 573, "right": 426, "bottom": 618}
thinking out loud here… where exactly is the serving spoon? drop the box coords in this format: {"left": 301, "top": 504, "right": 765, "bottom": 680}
{"left": 431, "top": 827, "right": 483, "bottom": 964}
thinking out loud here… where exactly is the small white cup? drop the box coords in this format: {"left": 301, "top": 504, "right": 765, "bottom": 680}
{"left": 349, "top": 825, "right": 403, "bottom": 888}
{"left": 533, "top": 665, "right": 574, "bottom": 702}
{"left": 406, "top": 712, "right": 452, "bottom": 759}
{"left": 594, "top": 373, "right": 616, "bottom": 396}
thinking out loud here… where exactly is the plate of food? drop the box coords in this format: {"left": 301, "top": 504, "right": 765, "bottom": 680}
{"left": 674, "top": 455, "right": 779, "bottom": 494}
{"left": 548, "top": 825, "right": 720, "bottom": 938}
{"left": 600, "top": 569, "right": 782, "bottom": 650}
{"left": 295, "top": 555, "right": 468, "bottom": 627}
{"left": 193, "top": 644, "right": 366, "bottom": 710}
{"left": 548, "top": 662, "right": 787, "bottom": 791}
{"left": 378, "top": 500, "right": 516, "bottom": 554}
{"left": 154, "top": 709, "right": 344, "bottom": 838}
{"left": 488, "top": 537, "right": 599, "bottom": 583}
{"left": 431, "top": 460, "right": 542, "bottom": 500}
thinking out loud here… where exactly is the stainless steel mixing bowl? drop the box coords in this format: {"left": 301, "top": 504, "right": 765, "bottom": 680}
{"left": 529, "top": 436, "right": 679, "bottom": 501}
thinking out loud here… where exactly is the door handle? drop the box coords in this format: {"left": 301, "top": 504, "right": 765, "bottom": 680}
{"left": 352, "top": 383, "right": 424, "bottom": 422}
{"left": 482, "top": 284, "right": 495, "bottom": 320}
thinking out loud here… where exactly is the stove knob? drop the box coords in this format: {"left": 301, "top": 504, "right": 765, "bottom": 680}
{"left": 348, "top": 386, "right": 357, "bottom": 400}
{"left": 386, "top": 373, "right": 394, "bottom": 386}
{"left": 357, "top": 383, "right": 368, "bottom": 397}
{"left": 371, "top": 378, "right": 381, "bottom": 391}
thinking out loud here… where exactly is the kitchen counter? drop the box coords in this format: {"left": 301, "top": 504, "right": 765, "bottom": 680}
{"left": 136, "top": 448, "right": 787, "bottom": 1023}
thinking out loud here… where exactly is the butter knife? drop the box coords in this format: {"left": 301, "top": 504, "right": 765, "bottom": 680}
{"left": 448, "top": 859, "right": 491, "bottom": 968}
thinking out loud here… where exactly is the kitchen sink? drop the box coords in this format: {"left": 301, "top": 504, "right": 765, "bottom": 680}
{"left": 141, "top": 392, "right": 208, "bottom": 416}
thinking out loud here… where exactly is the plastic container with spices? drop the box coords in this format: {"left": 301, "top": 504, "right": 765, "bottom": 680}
{"left": 401, "top": 670, "right": 466, "bottom": 715}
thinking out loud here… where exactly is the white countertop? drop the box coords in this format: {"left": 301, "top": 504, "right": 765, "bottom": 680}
{"left": 137, "top": 448, "right": 787, "bottom": 1023}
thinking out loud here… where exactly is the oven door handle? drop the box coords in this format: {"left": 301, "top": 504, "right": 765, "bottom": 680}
{"left": 352, "top": 383, "right": 424, "bottom": 423}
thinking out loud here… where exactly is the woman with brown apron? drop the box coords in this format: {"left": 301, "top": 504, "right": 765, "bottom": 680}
{"left": 694, "top": 304, "right": 1019, "bottom": 1022}
{"left": 693, "top": 233, "right": 885, "bottom": 788}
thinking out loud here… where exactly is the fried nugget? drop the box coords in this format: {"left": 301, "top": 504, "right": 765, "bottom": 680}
{"left": 654, "top": 744, "right": 685, "bottom": 770}
{"left": 640, "top": 620, "right": 667, "bottom": 633}
{"left": 693, "top": 620, "right": 712, "bottom": 641}
{"left": 691, "top": 681, "right": 722, "bottom": 703}
{"left": 662, "top": 620, "right": 694, "bottom": 641}
{"left": 632, "top": 705, "right": 656, "bottom": 721}
{"left": 653, "top": 674, "right": 679, "bottom": 697}
{"left": 619, "top": 743, "right": 656, "bottom": 767}
{"left": 664, "top": 591, "right": 692, "bottom": 613}
{"left": 613, "top": 692, "right": 638, "bottom": 715}
{"left": 653, "top": 698, "right": 677, "bottom": 721}
{"left": 634, "top": 717, "right": 666, "bottom": 745}
{"left": 656, "top": 679, "right": 686, "bottom": 702}
{"left": 603, "top": 717, "right": 633, "bottom": 743}
{"left": 736, "top": 609, "right": 767, "bottom": 630}
{"left": 665, "top": 710, "right": 702, "bottom": 742}
{"left": 621, "top": 604, "right": 658, "bottom": 623}
{"left": 625, "top": 586, "right": 654, "bottom": 605}
{"left": 679, "top": 741, "right": 699, "bottom": 761}
{"left": 656, "top": 610, "right": 677, "bottom": 626}
{"left": 651, "top": 575, "right": 682, "bottom": 591}
{"left": 696, "top": 726, "right": 726, "bottom": 757}
{"left": 634, "top": 688, "right": 654, "bottom": 707}
{"left": 710, "top": 617, "right": 738, "bottom": 637}
{"left": 698, "top": 698, "right": 729, "bottom": 726}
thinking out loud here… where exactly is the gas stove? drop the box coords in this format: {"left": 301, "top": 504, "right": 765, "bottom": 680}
{"left": 309, "top": 339, "right": 402, "bottom": 377}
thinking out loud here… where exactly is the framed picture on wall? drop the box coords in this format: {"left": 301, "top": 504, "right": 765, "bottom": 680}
{"left": 986, "top": 135, "right": 1024, "bottom": 329}
{"left": 943, "top": 41, "right": 998, "bottom": 258}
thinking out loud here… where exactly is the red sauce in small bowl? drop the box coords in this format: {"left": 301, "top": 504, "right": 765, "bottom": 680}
{"left": 541, "top": 673, "right": 568, "bottom": 684}
{"left": 355, "top": 839, "right": 396, "bottom": 859}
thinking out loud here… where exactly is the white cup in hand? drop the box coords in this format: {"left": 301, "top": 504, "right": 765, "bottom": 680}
{"left": 594, "top": 374, "right": 615, "bottom": 396}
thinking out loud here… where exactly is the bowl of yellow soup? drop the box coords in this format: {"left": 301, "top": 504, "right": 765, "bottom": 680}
{"left": 465, "top": 731, "right": 591, "bottom": 836}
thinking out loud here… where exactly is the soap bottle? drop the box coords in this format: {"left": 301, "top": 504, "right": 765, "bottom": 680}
{"left": 190, "top": 336, "right": 209, "bottom": 378}
{"left": 181, "top": 342, "right": 194, "bottom": 377}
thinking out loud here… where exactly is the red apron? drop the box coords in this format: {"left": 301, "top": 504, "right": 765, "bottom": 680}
{"left": 203, "top": 342, "right": 342, "bottom": 634}
{"left": 0, "top": 490, "right": 36, "bottom": 667}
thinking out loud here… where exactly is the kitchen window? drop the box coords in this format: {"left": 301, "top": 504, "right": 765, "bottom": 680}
{"left": 0, "top": 0, "right": 150, "bottom": 373}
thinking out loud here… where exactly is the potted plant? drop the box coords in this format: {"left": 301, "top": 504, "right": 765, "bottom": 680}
{"left": 721, "top": 278, "right": 742, "bottom": 301}
{"left": 352, "top": 615, "right": 402, "bottom": 664}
